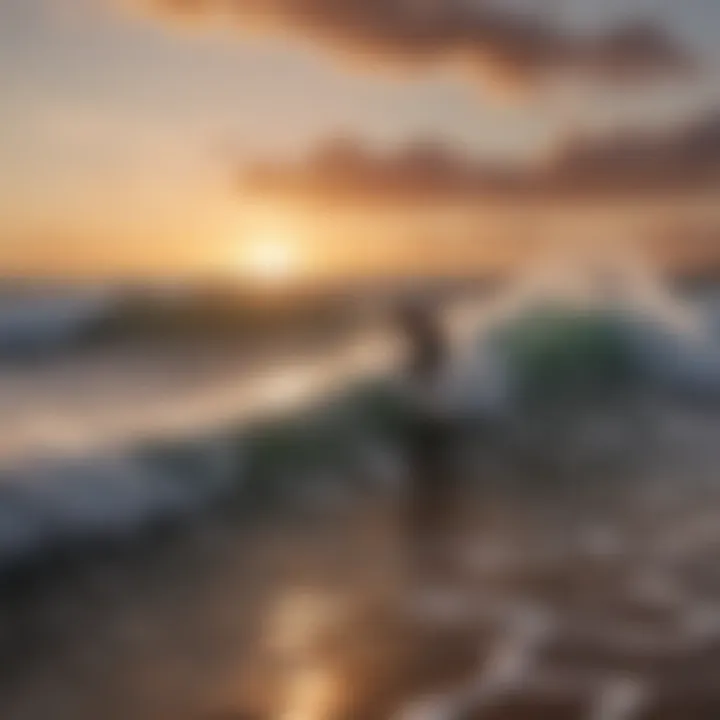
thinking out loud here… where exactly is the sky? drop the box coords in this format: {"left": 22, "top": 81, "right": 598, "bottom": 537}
{"left": 1, "top": 0, "right": 720, "bottom": 277}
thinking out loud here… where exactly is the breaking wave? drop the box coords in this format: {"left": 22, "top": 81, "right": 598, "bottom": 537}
{"left": 2, "top": 266, "right": 720, "bottom": 571}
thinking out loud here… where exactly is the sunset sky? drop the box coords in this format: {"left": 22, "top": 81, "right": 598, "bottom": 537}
{"left": 2, "top": 0, "right": 720, "bottom": 277}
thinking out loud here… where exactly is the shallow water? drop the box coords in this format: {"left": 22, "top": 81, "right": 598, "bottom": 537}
{"left": 1, "top": 286, "right": 720, "bottom": 718}
{"left": 1, "top": 404, "right": 720, "bottom": 720}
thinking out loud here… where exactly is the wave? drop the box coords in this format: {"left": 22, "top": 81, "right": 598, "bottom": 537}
{"left": 0, "top": 377, "right": 407, "bottom": 570}
{"left": 446, "top": 262, "right": 720, "bottom": 418}
{"left": 2, "top": 272, "right": 720, "bottom": 571}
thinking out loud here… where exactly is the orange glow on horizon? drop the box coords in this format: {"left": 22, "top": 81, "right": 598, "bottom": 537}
{"left": 237, "top": 226, "right": 305, "bottom": 285}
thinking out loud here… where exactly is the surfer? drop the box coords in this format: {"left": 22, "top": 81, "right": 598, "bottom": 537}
{"left": 396, "top": 295, "right": 455, "bottom": 579}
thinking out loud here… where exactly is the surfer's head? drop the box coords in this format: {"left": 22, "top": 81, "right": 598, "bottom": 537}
{"left": 395, "top": 293, "right": 436, "bottom": 333}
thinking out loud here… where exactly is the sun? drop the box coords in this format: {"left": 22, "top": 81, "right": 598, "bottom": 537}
{"left": 241, "top": 234, "right": 299, "bottom": 284}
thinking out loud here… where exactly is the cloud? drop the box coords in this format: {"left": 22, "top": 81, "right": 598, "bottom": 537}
{"left": 550, "top": 110, "right": 720, "bottom": 194}
{"left": 240, "top": 110, "right": 720, "bottom": 203}
{"left": 241, "top": 136, "right": 522, "bottom": 203}
{"left": 138, "top": 0, "right": 692, "bottom": 90}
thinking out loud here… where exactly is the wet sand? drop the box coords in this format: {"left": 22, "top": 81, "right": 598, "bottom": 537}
{"left": 2, "top": 409, "right": 720, "bottom": 719}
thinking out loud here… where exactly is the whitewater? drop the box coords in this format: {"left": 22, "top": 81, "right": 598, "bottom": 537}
{"left": 0, "top": 265, "right": 720, "bottom": 571}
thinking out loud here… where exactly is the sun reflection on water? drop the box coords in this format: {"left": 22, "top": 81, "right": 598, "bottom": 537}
{"left": 265, "top": 589, "right": 347, "bottom": 720}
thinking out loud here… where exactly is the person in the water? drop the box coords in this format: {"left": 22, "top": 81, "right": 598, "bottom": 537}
{"left": 396, "top": 296, "right": 455, "bottom": 578}
{"left": 397, "top": 298, "right": 446, "bottom": 384}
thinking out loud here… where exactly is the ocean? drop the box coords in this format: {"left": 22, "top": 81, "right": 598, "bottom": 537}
{"left": 1, "top": 270, "right": 720, "bottom": 718}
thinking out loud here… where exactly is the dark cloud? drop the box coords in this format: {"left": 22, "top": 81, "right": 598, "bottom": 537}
{"left": 240, "top": 110, "right": 720, "bottom": 203}
{"left": 142, "top": 0, "right": 692, "bottom": 90}
{"left": 242, "top": 136, "right": 527, "bottom": 203}
{"left": 550, "top": 110, "right": 720, "bottom": 194}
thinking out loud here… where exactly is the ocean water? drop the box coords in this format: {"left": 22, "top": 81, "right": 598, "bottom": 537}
{"left": 2, "top": 276, "right": 720, "bottom": 719}
{"left": 0, "top": 271, "right": 718, "bottom": 572}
